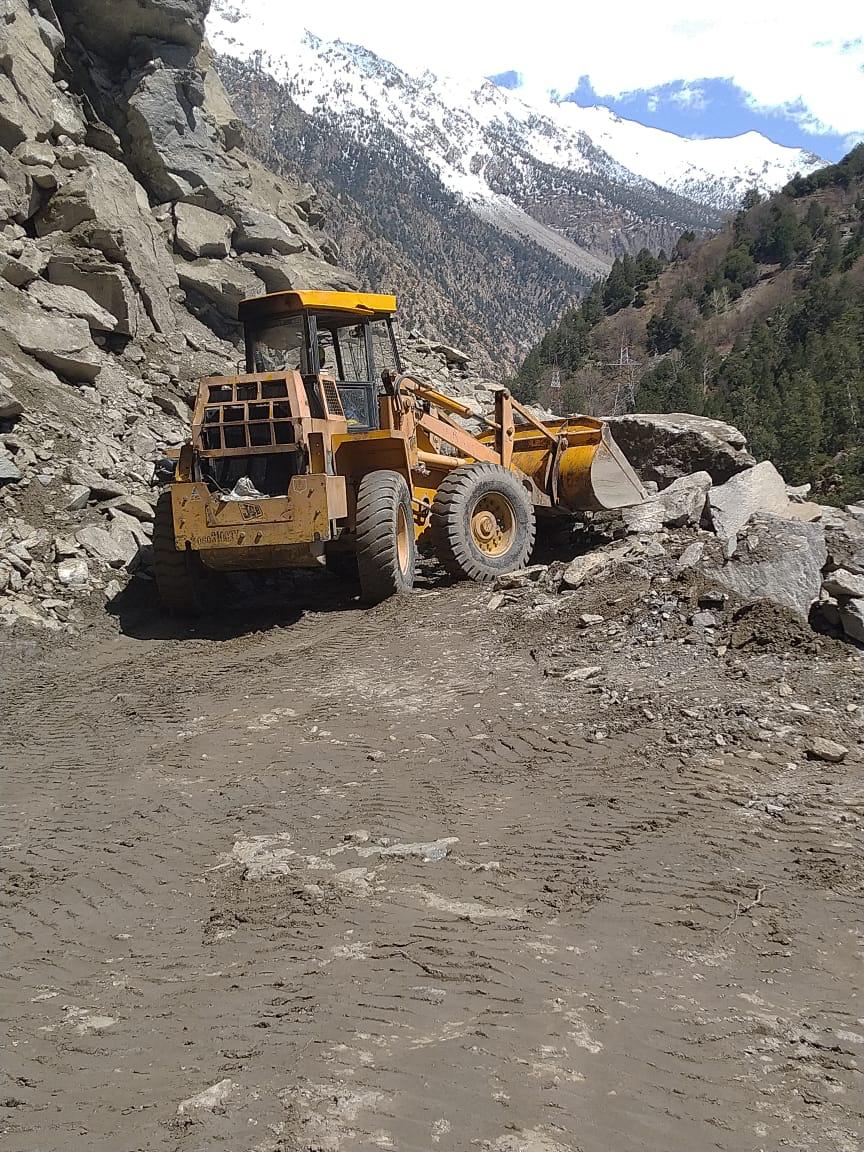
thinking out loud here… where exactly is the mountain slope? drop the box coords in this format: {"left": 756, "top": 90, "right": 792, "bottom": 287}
{"left": 207, "top": 5, "right": 728, "bottom": 268}
{"left": 207, "top": 3, "right": 821, "bottom": 232}
{"left": 552, "top": 102, "right": 823, "bottom": 210}
{"left": 215, "top": 56, "right": 594, "bottom": 373}
{"left": 512, "top": 146, "right": 864, "bottom": 502}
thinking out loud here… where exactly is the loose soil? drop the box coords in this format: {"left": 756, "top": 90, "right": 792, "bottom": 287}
{"left": 2, "top": 570, "right": 863, "bottom": 1152}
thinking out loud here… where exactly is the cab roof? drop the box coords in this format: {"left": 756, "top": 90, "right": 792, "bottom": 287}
{"left": 238, "top": 290, "right": 398, "bottom": 326}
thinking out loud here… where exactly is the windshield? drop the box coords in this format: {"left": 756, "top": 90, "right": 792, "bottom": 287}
{"left": 249, "top": 318, "right": 306, "bottom": 373}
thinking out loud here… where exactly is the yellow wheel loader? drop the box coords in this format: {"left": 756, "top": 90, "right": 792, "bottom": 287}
{"left": 153, "top": 291, "right": 645, "bottom": 613}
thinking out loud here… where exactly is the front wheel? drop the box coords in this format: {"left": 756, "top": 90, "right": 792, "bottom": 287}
{"left": 429, "top": 463, "right": 536, "bottom": 582}
{"left": 355, "top": 470, "right": 416, "bottom": 604}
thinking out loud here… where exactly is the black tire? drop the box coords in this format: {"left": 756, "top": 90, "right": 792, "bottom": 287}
{"left": 152, "top": 491, "right": 204, "bottom": 615}
{"left": 430, "top": 463, "right": 536, "bottom": 582}
{"left": 355, "top": 470, "right": 416, "bottom": 603}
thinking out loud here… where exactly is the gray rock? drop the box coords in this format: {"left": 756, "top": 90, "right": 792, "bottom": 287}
{"left": 64, "top": 461, "right": 126, "bottom": 499}
{"left": 605, "top": 412, "right": 756, "bottom": 486}
{"left": 0, "top": 453, "right": 22, "bottom": 482}
{"left": 822, "top": 569, "right": 864, "bottom": 599}
{"left": 839, "top": 599, "right": 864, "bottom": 644}
{"left": 707, "top": 514, "right": 827, "bottom": 620}
{"left": 623, "top": 470, "right": 711, "bottom": 533}
{"left": 175, "top": 256, "right": 265, "bottom": 319}
{"left": 786, "top": 482, "right": 812, "bottom": 502}
{"left": 151, "top": 390, "right": 190, "bottom": 422}
{"left": 0, "top": 233, "right": 47, "bottom": 287}
{"left": 0, "top": 287, "right": 102, "bottom": 383}
{"left": 12, "top": 140, "right": 56, "bottom": 168}
{"left": 107, "top": 508, "right": 151, "bottom": 545}
{"left": 124, "top": 64, "right": 245, "bottom": 205}
{"left": 45, "top": 249, "right": 146, "bottom": 339}
{"left": 708, "top": 461, "right": 821, "bottom": 541}
{"left": 26, "top": 279, "right": 118, "bottom": 333}
{"left": 57, "top": 556, "right": 89, "bottom": 587}
{"left": 63, "top": 483, "right": 90, "bottom": 510}
{"left": 675, "top": 541, "right": 705, "bottom": 574}
{"left": 75, "top": 523, "right": 137, "bottom": 568}
{"left": 825, "top": 518, "right": 864, "bottom": 576}
{"left": 0, "top": 6, "right": 58, "bottom": 151}
{"left": 36, "top": 151, "right": 178, "bottom": 334}
{"left": 108, "top": 494, "right": 155, "bottom": 522}
{"left": 237, "top": 252, "right": 297, "bottom": 294}
{"left": 233, "top": 208, "right": 305, "bottom": 256}
{"left": 805, "top": 738, "right": 849, "bottom": 763}
{"left": 0, "top": 378, "right": 23, "bottom": 420}
{"left": 174, "top": 202, "right": 234, "bottom": 259}
{"left": 561, "top": 543, "right": 633, "bottom": 589}
{"left": 51, "top": 0, "right": 207, "bottom": 62}
{"left": 264, "top": 251, "right": 359, "bottom": 293}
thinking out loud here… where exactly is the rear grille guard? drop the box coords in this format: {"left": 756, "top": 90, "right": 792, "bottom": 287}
{"left": 194, "top": 377, "right": 298, "bottom": 457}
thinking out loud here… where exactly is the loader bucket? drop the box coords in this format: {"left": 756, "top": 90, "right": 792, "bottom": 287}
{"left": 490, "top": 416, "right": 647, "bottom": 513}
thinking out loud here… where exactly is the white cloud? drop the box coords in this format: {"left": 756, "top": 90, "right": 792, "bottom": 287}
{"left": 234, "top": 0, "right": 864, "bottom": 138}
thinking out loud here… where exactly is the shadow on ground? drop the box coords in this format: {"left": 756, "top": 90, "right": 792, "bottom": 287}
{"left": 108, "top": 557, "right": 457, "bottom": 642}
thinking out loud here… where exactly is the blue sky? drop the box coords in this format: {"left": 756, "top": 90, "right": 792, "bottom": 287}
{"left": 239, "top": 1, "right": 864, "bottom": 162}
{"left": 492, "top": 74, "right": 853, "bottom": 162}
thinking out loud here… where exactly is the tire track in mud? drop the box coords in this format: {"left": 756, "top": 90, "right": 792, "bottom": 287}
{"left": 1, "top": 586, "right": 863, "bottom": 1151}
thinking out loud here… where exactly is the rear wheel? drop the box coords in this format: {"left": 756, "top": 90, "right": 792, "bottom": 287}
{"left": 430, "top": 463, "right": 536, "bottom": 582}
{"left": 355, "top": 470, "right": 416, "bottom": 603}
{"left": 152, "top": 490, "right": 204, "bottom": 615}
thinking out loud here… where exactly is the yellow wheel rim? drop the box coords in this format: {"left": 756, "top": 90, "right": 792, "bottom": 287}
{"left": 470, "top": 492, "right": 516, "bottom": 557}
{"left": 396, "top": 503, "right": 411, "bottom": 574}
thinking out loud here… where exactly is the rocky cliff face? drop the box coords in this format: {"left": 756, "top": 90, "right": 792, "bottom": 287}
{"left": 0, "top": 0, "right": 363, "bottom": 629}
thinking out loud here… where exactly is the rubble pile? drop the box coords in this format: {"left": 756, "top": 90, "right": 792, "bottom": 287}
{"left": 484, "top": 413, "right": 864, "bottom": 651}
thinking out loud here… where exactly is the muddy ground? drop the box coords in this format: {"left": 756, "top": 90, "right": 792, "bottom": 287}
{"left": 2, "top": 564, "right": 863, "bottom": 1152}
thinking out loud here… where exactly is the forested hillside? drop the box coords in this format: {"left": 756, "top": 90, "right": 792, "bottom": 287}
{"left": 513, "top": 146, "right": 864, "bottom": 502}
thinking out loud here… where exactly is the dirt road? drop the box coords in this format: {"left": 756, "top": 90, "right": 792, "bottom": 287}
{"left": 2, "top": 571, "right": 863, "bottom": 1152}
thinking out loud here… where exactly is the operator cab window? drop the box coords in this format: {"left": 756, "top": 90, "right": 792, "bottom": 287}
{"left": 250, "top": 317, "right": 306, "bottom": 374}
{"left": 329, "top": 323, "right": 379, "bottom": 431}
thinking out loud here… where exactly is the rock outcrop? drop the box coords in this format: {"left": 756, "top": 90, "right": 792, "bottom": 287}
{"left": 0, "top": 0, "right": 355, "bottom": 631}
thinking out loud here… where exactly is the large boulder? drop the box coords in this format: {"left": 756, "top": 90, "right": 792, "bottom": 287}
{"left": 605, "top": 413, "right": 755, "bottom": 486}
{"left": 0, "top": 286, "right": 101, "bottom": 383}
{"left": 264, "top": 251, "right": 359, "bottom": 293}
{"left": 0, "top": 2, "right": 62, "bottom": 151}
{"left": 233, "top": 208, "right": 305, "bottom": 257}
{"left": 825, "top": 516, "right": 864, "bottom": 576}
{"left": 838, "top": 600, "right": 864, "bottom": 644}
{"left": 0, "top": 375, "right": 23, "bottom": 420}
{"left": 52, "top": 0, "right": 207, "bottom": 63}
{"left": 707, "top": 514, "right": 827, "bottom": 620}
{"left": 44, "top": 247, "right": 147, "bottom": 339}
{"left": 125, "top": 64, "right": 246, "bottom": 205}
{"left": 35, "top": 151, "right": 178, "bottom": 334}
{"left": 622, "top": 471, "right": 711, "bottom": 533}
{"left": 26, "top": 280, "right": 118, "bottom": 333}
{"left": 0, "top": 149, "right": 37, "bottom": 224}
{"left": 708, "top": 461, "right": 822, "bottom": 540}
{"left": 174, "top": 203, "right": 234, "bottom": 259}
{"left": 175, "top": 256, "right": 265, "bottom": 320}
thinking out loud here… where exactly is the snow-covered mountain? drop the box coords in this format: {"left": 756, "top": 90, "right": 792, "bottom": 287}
{"left": 208, "top": 3, "right": 822, "bottom": 235}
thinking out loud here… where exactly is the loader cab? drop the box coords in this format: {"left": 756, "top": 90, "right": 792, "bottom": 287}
{"left": 238, "top": 290, "right": 402, "bottom": 433}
